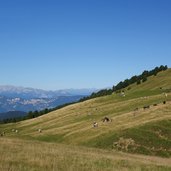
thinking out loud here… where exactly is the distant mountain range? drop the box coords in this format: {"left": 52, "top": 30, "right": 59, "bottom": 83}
{"left": 0, "top": 85, "right": 97, "bottom": 119}
{"left": 0, "top": 85, "right": 97, "bottom": 99}
{"left": 0, "top": 95, "right": 83, "bottom": 113}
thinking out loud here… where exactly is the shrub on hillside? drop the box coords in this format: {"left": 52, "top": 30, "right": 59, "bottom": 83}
{"left": 113, "top": 137, "right": 135, "bottom": 152}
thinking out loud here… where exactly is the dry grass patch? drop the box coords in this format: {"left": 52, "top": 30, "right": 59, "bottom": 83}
{"left": 0, "top": 138, "right": 171, "bottom": 171}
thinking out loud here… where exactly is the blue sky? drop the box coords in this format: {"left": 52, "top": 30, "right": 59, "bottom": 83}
{"left": 0, "top": 0, "right": 171, "bottom": 90}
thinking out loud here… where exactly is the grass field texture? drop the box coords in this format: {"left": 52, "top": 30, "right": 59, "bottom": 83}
{"left": 0, "top": 69, "right": 171, "bottom": 170}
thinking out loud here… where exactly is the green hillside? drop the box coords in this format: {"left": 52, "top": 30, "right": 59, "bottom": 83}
{"left": 125, "top": 69, "right": 171, "bottom": 96}
{"left": 0, "top": 68, "right": 171, "bottom": 171}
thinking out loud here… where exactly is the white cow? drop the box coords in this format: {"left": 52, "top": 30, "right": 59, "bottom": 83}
{"left": 93, "top": 121, "right": 98, "bottom": 128}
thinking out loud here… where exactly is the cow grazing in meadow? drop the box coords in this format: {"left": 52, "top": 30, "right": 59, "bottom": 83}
{"left": 93, "top": 121, "right": 98, "bottom": 128}
{"left": 102, "top": 117, "right": 110, "bottom": 122}
{"left": 134, "top": 108, "right": 139, "bottom": 111}
{"left": 163, "top": 93, "right": 168, "bottom": 98}
{"left": 143, "top": 105, "right": 150, "bottom": 110}
{"left": 120, "top": 92, "right": 125, "bottom": 97}
{"left": 0, "top": 132, "right": 5, "bottom": 136}
{"left": 163, "top": 101, "right": 166, "bottom": 104}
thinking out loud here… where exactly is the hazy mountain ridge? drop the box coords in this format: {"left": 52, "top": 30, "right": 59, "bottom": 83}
{"left": 0, "top": 95, "right": 84, "bottom": 113}
{"left": 0, "top": 85, "right": 96, "bottom": 116}
{"left": 0, "top": 85, "right": 97, "bottom": 99}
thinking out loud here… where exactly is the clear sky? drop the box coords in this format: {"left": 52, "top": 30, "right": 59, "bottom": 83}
{"left": 0, "top": 0, "right": 171, "bottom": 90}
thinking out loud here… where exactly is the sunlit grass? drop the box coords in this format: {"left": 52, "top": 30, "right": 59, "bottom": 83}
{"left": 0, "top": 138, "right": 171, "bottom": 171}
{"left": 0, "top": 69, "right": 171, "bottom": 170}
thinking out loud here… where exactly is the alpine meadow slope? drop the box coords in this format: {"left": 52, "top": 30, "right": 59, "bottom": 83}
{"left": 0, "top": 68, "right": 171, "bottom": 171}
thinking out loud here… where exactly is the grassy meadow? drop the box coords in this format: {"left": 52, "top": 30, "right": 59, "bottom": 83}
{"left": 0, "top": 138, "right": 171, "bottom": 171}
{"left": 0, "top": 69, "right": 171, "bottom": 170}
